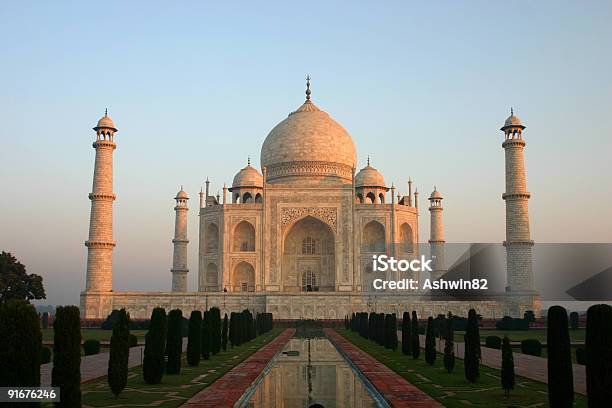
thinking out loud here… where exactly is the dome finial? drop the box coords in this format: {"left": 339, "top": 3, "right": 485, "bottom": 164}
{"left": 510, "top": 107, "right": 514, "bottom": 116}
{"left": 105, "top": 108, "right": 108, "bottom": 117}
{"left": 305, "top": 75, "right": 311, "bottom": 101}
{"left": 247, "top": 156, "right": 251, "bottom": 166}
{"left": 367, "top": 155, "right": 370, "bottom": 166}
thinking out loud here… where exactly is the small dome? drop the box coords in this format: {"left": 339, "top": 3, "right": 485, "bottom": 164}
{"left": 94, "top": 110, "right": 117, "bottom": 131}
{"left": 429, "top": 188, "right": 443, "bottom": 200}
{"left": 175, "top": 188, "right": 188, "bottom": 200}
{"left": 504, "top": 114, "right": 522, "bottom": 127}
{"left": 355, "top": 165, "right": 385, "bottom": 188}
{"left": 232, "top": 164, "right": 263, "bottom": 188}
{"left": 501, "top": 109, "right": 525, "bottom": 130}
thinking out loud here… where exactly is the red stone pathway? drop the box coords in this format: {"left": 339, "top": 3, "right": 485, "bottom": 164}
{"left": 184, "top": 329, "right": 295, "bottom": 408}
{"left": 325, "top": 329, "right": 443, "bottom": 408}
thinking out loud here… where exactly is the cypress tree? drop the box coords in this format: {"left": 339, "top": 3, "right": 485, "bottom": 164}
{"left": 143, "top": 308, "right": 167, "bottom": 384}
{"left": 501, "top": 336, "right": 515, "bottom": 398}
{"left": 222, "top": 313, "right": 229, "bottom": 351}
{"left": 464, "top": 308, "right": 481, "bottom": 383}
{"left": 229, "top": 312, "right": 236, "bottom": 347}
{"left": 425, "top": 316, "right": 436, "bottom": 365}
{"left": 569, "top": 311, "right": 580, "bottom": 330}
{"left": 401, "top": 311, "right": 411, "bottom": 355}
{"left": 210, "top": 307, "right": 221, "bottom": 354}
{"left": 443, "top": 312, "right": 455, "bottom": 373}
{"left": 52, "top": 305, "right": 81, "bottom": 407}
{"left": 411, "top": 311, "right": 420, "bottom": 359}
{"left": 201, "top": 311, "right": 211, "bottom": 359}
{"left": 166, "top": 309, "right": 182, "bottom": 374}
{"left": 186, "top": 311, "right": 202, "bottom": 366}
{"left": 547, "top": 306, "right": 573, "bottom": 407}
{"left": 0, "top": 300, "right": 42, "bottom": 391}
{"left": 42, "top": 311, "right": 49, "bottom": 330}
{"left": 390, "top": 314, "right": 398, "bottom": 351}
{"left": 586, "top": 304, "right": 612, "bottom": 407}
{"left": 108, "top": 308, "right": 130, "bottom": 398}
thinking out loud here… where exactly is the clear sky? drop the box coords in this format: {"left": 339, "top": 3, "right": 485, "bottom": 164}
{"left": 1, "top": 1, "right": 611, "bottom": 307}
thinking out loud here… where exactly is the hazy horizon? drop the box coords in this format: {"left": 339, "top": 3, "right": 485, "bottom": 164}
{"left": 1, "top": 1, "right": 611, "bottom": 306}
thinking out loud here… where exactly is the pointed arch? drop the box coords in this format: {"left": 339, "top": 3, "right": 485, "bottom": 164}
{"left": 400, "top": 222, "right": 414, "bottom": 253}
{"left": 362, "top": 220, "right": 385, "bottom": 253}
{"left": 233, "top": 220, "right": 255, "bottom": 252}
{"left": 205, "top": 223, "right": 219, "bottom": 254}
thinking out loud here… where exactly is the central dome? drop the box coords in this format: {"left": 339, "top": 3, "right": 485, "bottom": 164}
{"left": 260, "top": 97, "right": 357, "bottom": 183}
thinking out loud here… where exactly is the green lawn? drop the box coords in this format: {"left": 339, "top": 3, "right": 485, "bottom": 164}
{"left": 42, "top": 329, "right": 148, "bottom": 342}
{"left": 454, "top": 329, "right": 585, "bottom": 344}
{"left": 75, "top": 328, "right": 283, "bottom": 408}
{"left": 339, "top": 329, "right": 587, "bottom": 408}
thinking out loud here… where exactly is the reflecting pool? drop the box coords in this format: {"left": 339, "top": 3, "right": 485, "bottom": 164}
{"left": 242, "top": 337, "right": 382, "bottom": 408}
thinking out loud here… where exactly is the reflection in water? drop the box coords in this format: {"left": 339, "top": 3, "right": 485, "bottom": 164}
{"left": 247, "top": 337, "right": 379, "bottom": 408}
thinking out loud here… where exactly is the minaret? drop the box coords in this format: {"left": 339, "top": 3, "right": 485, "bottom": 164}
{"left": 428, "top": 187, "right": 445, "bottom": 280}
{"left": 85, "top": 110, "right": 117, "bottom": 292}
{"left": 171, "top": 187, "right": 189, "bottom": 292}
{"left": 501, "top": 109, "right": 538, "bottom": 315}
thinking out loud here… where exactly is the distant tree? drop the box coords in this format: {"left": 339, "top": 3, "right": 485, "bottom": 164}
{"left": 83, "top": 339, "right": 101, "bottom": 356}
{"left": 570, "top": 311, "right": 580, "bottom": 330}
{"left": 222, "top": 313, "right": 228, "bottom": 351}
{"left": 186, "top": 311, "right": 202, "bottom": 366}
{"left": 443, "top": 312, "right": 455, "bottom": 373}
{"left": 0, "top": 300, "right": 42, "bottom": 387}
{"left": 201, "top": 311, "right": 211, "bottom": 359}
{"left": 40, "top": 346, "right": 51, "bottom": 364}
{"left": 464, "top": 309, "right": 481, "bottom": 383}
{"left": 425, "top": 317, "right": 436, "bottom": 365}
{"left": 52, "top": 305, "right": 81, "bottom": 406}
{"left": 401, "top": 312, "right": 411, "bottom": 356}
{"left": 229, "top": 312, "right": 237, "bottom": 347}
{"left": 523, "top": 310, "right": 536, "bottom": 325}
{"left": 501, "top": 336, "right": 515, "bottom": 398}
{"left": 485, "top": 336, "right": 502, "bottom": 349}
{"left": 521, "top": 339, "right": 542, "bottom": 357}
{"left": 411, "top": 311, "right": 420, "bottom": 359}
{"left": 143, "top": 308, "right": 167, "bottom": 384}
{"left": 166, "top": 309, "right": 183, "bottom": 374}
{"left": 586, "top": 304, "right": 612, "bottom": 407}
{"left": 0, "top": 251, "right": 45, "bottom": 304}
{"left": 210, "top": 307, "right": 222, "bottom": 354}
{"left": 547, "top": 306, "right": 574, "bottom": 408}
{"left": 101, "top": 310, "right": 121, "bottom": 330}
{"left": 42, "top": 311, "right": 49, "bottom": 330}
{"left": 108, "top": 308, "right": 130, "bottom": 398}
{"left": 389, "top": 314, "right": 398, "bottom": 351}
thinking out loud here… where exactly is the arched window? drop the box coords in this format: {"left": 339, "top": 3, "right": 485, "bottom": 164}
{"left": 400, "top": 223, "right": 414, "bottom": 253}
{"left": 205, "top": 223, "right": 219, "bottom": 254}
{"left": 302, "top": 237, "right": 316, "bottom": 255}
{"left": 233, "top": 221, "right": 255, "bottom": 252}
{"left": 255, "top": 193, "right": 263, "bottom": 203}
{"left": 243, "top": 192, "right": 253, "bottom": 203}
{"left": 301, "top": 268, "right": 318, "bottom": 292}
{"left": 363, "top": 220, "right": 385, "bottom": 253}
{"left": 356, "top": 193, "right": 364, "bottom": 203}
{"left": 379, "top": 193, "right": 385, "bottom": 204}
{"left": 365, "top": 192, "right": 376, "bottom": 204}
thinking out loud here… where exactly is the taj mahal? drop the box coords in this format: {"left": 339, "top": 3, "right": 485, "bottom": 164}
{"left": 80, "top": 79, "right": 539, "bottom": 320}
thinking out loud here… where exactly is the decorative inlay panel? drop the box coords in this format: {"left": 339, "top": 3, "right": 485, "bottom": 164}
{"left": 281, "top": 207, "right": 337, "bottom": 232}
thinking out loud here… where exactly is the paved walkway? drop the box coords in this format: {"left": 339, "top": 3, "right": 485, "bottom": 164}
{"left": 399, "top": 331, "right": 587, "bottom": 395}
{"left": 184, "top": 329, "right": 295, "bottom": 408}
{"left": 41, "top": 338, "right": 187, "bottom": 386}
{"left": 327, "top": 329, "right": 442, "bottom": 408}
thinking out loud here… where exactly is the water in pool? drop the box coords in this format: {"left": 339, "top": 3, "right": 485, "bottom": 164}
{"left": 244, "top": 337, "right": 381, "bottom": 408}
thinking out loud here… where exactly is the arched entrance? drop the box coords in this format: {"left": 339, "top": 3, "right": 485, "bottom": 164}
{"left": 282, "top": 216, "right": 335, "bottom": 292}
{"left": 232, "top": 261, "right": 255, "bottom": 292}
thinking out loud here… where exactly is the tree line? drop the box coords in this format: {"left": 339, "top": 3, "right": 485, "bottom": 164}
{"left": 346, "top": 304, "right": 612, "bottom": 407}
